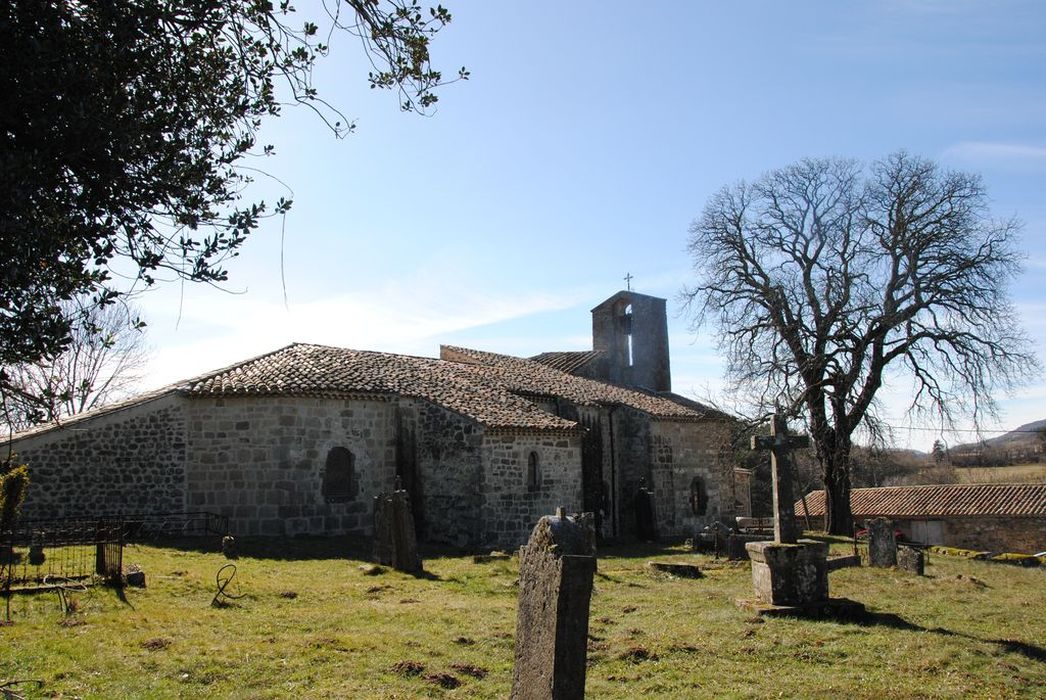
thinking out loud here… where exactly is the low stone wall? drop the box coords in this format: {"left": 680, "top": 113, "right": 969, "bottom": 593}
{"left": 942, "top": 517, "right": 1043, "bottom": 555}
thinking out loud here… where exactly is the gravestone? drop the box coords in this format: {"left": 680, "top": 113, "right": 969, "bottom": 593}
{"left": 745, "top": 413, "right": 829, "bottom": 607}
{"left": 372, "top": 483, "right": 423, "bottom": 575}
{"left": 897, "top": 545, "right": 924, "bottom": 575}
{"left": 511, "top": 508, "right": 596, "bottom": 700}
{"left": 866, "top": 518, "right": 897, "bottom": 568}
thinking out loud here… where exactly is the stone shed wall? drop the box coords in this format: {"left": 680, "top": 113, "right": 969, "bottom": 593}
{"left": 480, "top": 431, "right": 583, "bottom": 549}
{"left": 185, "top": 395, "right": 397, "bottom": 536}
{"left": 648, "top": 419, "right": 735, "bottom": 539}
{"left": 9, "top": 394, "right": 188, "bottom": 521}
{"left": 944, "top": 517, "right": 1044, "bottom": 554}
{"left": 893, "top": 516, "right": 1045, "bottom": 555}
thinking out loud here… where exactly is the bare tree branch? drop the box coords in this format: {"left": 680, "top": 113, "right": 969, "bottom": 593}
{"left": 683, "top": 152, "right": 1040, "bottom": 534}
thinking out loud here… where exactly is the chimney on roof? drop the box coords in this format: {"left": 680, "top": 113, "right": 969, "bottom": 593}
{"left": 590, "top": 290, "right": 671, "bottom": 392}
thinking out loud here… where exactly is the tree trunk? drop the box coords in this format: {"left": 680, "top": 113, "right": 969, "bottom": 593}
{"left": 822, "top": 453, "right": 853, "bottom": 535}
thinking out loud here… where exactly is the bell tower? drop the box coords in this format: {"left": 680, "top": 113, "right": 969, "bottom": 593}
{"left": 590, "top": 291, "right": 671, "bottom": 392}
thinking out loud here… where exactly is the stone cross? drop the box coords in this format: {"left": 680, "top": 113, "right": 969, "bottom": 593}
{"left": 750, "top": 412, "right": 809, "bottom": 544}
{"left": 623, "top": 272, "right": 633, "bottom": 291}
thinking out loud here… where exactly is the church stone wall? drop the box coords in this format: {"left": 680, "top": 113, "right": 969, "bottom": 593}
{"left": 649, "top": 419, "right": 735, "bottom": 539}
{"left": 185, "top": 396, "right": 397, "bottom": 536}
{"left": 400, "top": 398, "right": 486, "bottom": 548}
{"left": 480, "top": 432, "right": 583, "bottom": 549}
{"left": 10, "top": 395, "right": 188, "bottom": 521}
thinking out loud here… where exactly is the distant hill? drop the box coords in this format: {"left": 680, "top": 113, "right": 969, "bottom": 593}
{"left": 953, "top": 419, "right": 1046, "bottom": 450}
{"left": 949, "top": 419, "right": 1046, "bottom": 467}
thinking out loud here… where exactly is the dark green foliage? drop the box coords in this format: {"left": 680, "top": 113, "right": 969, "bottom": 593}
{"left": 0, "top": 0, "right": 464, "bottom": 379}
{"left": 0, "top": 462, "right": 30, "bottom": 532}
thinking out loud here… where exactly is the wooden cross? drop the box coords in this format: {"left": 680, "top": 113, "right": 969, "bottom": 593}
{"left": 750, "top": 412, "right": 809, "bottom": 544}
{"left": 623, "top": 272, "right": 633, "bottom": 291}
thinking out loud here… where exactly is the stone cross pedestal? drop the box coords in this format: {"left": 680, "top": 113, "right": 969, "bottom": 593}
{"left": 745, "top": 413, "right": 829, "bottom": 608}
{"left": 511, "top": 508, "right": 596, "bottom": 700}
{"left": 866, "top": 518, "right": 897, "bottom": 568}
{"left": 372, "top": 484, "right": 423, "bottom": 575}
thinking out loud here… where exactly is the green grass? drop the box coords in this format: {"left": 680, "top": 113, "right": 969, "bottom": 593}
{"left": 953, "top": 463, "right": 1046, "bottom": 483}
{"left": 3, "top": 537, "right": 1044, "bottom": 699}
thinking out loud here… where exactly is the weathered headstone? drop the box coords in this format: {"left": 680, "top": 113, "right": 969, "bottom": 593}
{"left": 897, "top": 545, "right": 924, "bottom": 575}
{"left": 866, "top": 518, "right": 897, "bottom": 568}
{"left": 511, "top": 508, "right": 596, "bottom": 700}
{"left": 372, "top": 483, "right": 423, "bottom": 575}
{"left": 745, "top": 412, "right": 830, "bottom": 607}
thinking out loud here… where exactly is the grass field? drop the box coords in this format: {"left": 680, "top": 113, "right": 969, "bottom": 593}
{"left": 3, "top": 537, "right": 1044, "bottom": 699}
{"left": 953, "top": 463, "right": 1046, "bottom": 484}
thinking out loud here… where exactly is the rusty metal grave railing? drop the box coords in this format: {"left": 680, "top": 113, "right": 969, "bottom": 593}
{"left": 1, "top": 519, "right": 124, "bottom": 594}
{"left": 1, "top": 511, "right": 228, "bottom": 596}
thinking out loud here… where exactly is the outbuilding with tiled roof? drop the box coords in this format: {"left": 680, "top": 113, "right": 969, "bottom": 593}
{"left": 796, "top": 483, "right": 1046, "bottom": 554}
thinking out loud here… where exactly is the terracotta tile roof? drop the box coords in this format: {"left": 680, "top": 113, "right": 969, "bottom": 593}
{"left": 180, "top": 344, "right": 577, "bottom": 432}
{"left": 529, "top": 350, "right": 602, "bottom": 374}
{"left": 796, "top": 483, "right": 1046, "bottom": 519}
{"left": 9, "top": 342, "right": 729, "bottom": 442}
{"left": 440, "top": 346, "right": 725, "bottom": 422}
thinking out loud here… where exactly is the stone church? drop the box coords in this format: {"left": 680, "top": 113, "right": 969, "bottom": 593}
{"left": 8, "top": 291, "right": 742, "bottom": 549}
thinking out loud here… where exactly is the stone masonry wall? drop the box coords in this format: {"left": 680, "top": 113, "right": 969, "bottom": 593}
{"left": 185, "top": 396, "right": 397, "bottom": 536}
{"left": 611, "top": 406, "right": 653, "bottom": 538}
{"left": 402, "top": 398, "right": 486, "bottom": 548}
{"left": 894, "top": 516, "right": 1045, "bottom": 555}
{"left": 649, "top": 419, "right": 735, "bottom": 540}
{"left": 481, "top": 432, "right": 583, "bottom": 550}
{"left": 10, "top": 395, "right": 188, "bottom": 521}
{"left": 944, "top": 517, "right": 1044, "bottom": 554}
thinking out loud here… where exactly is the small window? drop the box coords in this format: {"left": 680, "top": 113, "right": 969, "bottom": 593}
{"left": 689, "top": 476, "right": 708, "bottom": 516}
{"left": 323, "top": 447, "right": 358, "bottom": 503}
{"left": 526, "top": 451, "right": 541, "bottom": 491}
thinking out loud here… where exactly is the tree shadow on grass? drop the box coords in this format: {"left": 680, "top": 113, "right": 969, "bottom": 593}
{"left": 856, "top": 610, "right": 1046, "bottom": 663}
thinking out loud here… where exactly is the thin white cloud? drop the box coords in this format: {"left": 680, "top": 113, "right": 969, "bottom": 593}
{"left": 942, "top": 141, "right": 1046, "bottom": 166}
{"left": 139, "top": 280, "right": 587, "bottom": 390}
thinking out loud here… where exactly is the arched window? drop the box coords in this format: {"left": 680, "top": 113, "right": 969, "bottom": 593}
{"left": 689, "top": 476, "right": 708, "bottom": 516}
{"left": 526, "top": 451, "right": 541, "bottom": 491}
{"left": 323, "top": 447, "right": 357, "bottom": 503}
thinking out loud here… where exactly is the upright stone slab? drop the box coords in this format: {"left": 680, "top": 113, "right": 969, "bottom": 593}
{"left": 512, "top": 508, "right": 596, "bottom": 700}
{"left": 866, "top": 518, "right": 897, "bottom": 568}
{"left": 372, "top": 487, "right": 422, "bottom": 575}
{"left": 897, "top": 545, "right": 924, "bottom": 575}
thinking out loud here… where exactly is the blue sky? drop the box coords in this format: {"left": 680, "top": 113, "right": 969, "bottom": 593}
{"left": 136, "top": 1, "right": 1046, "bottom": 450}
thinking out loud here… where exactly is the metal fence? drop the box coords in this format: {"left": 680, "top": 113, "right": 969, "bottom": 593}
{"left": 1, "top": 511, "right": 228, "bottom": 593}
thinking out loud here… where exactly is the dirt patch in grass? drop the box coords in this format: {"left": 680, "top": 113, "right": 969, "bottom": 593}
{"left": 619, "top": 645, "right": 658, "bottom": 663}
{"left": 390, "top": 660, "right": 425, "bottom": 677}
{"left": 141, "top": 638, "right": 172, "bottom": 651}
{"left": 449, "top": 662, "right": 488, "bottom": 679}
{"left": 424, "top": 672, "right": 461, "bottom": 689}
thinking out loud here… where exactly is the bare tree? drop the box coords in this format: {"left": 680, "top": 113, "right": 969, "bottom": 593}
{"left": 1, "top": 301, "right": 148, "bottom": 434}
{"left": 684, "top": 152, "right": 1039, "bottom": 534}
